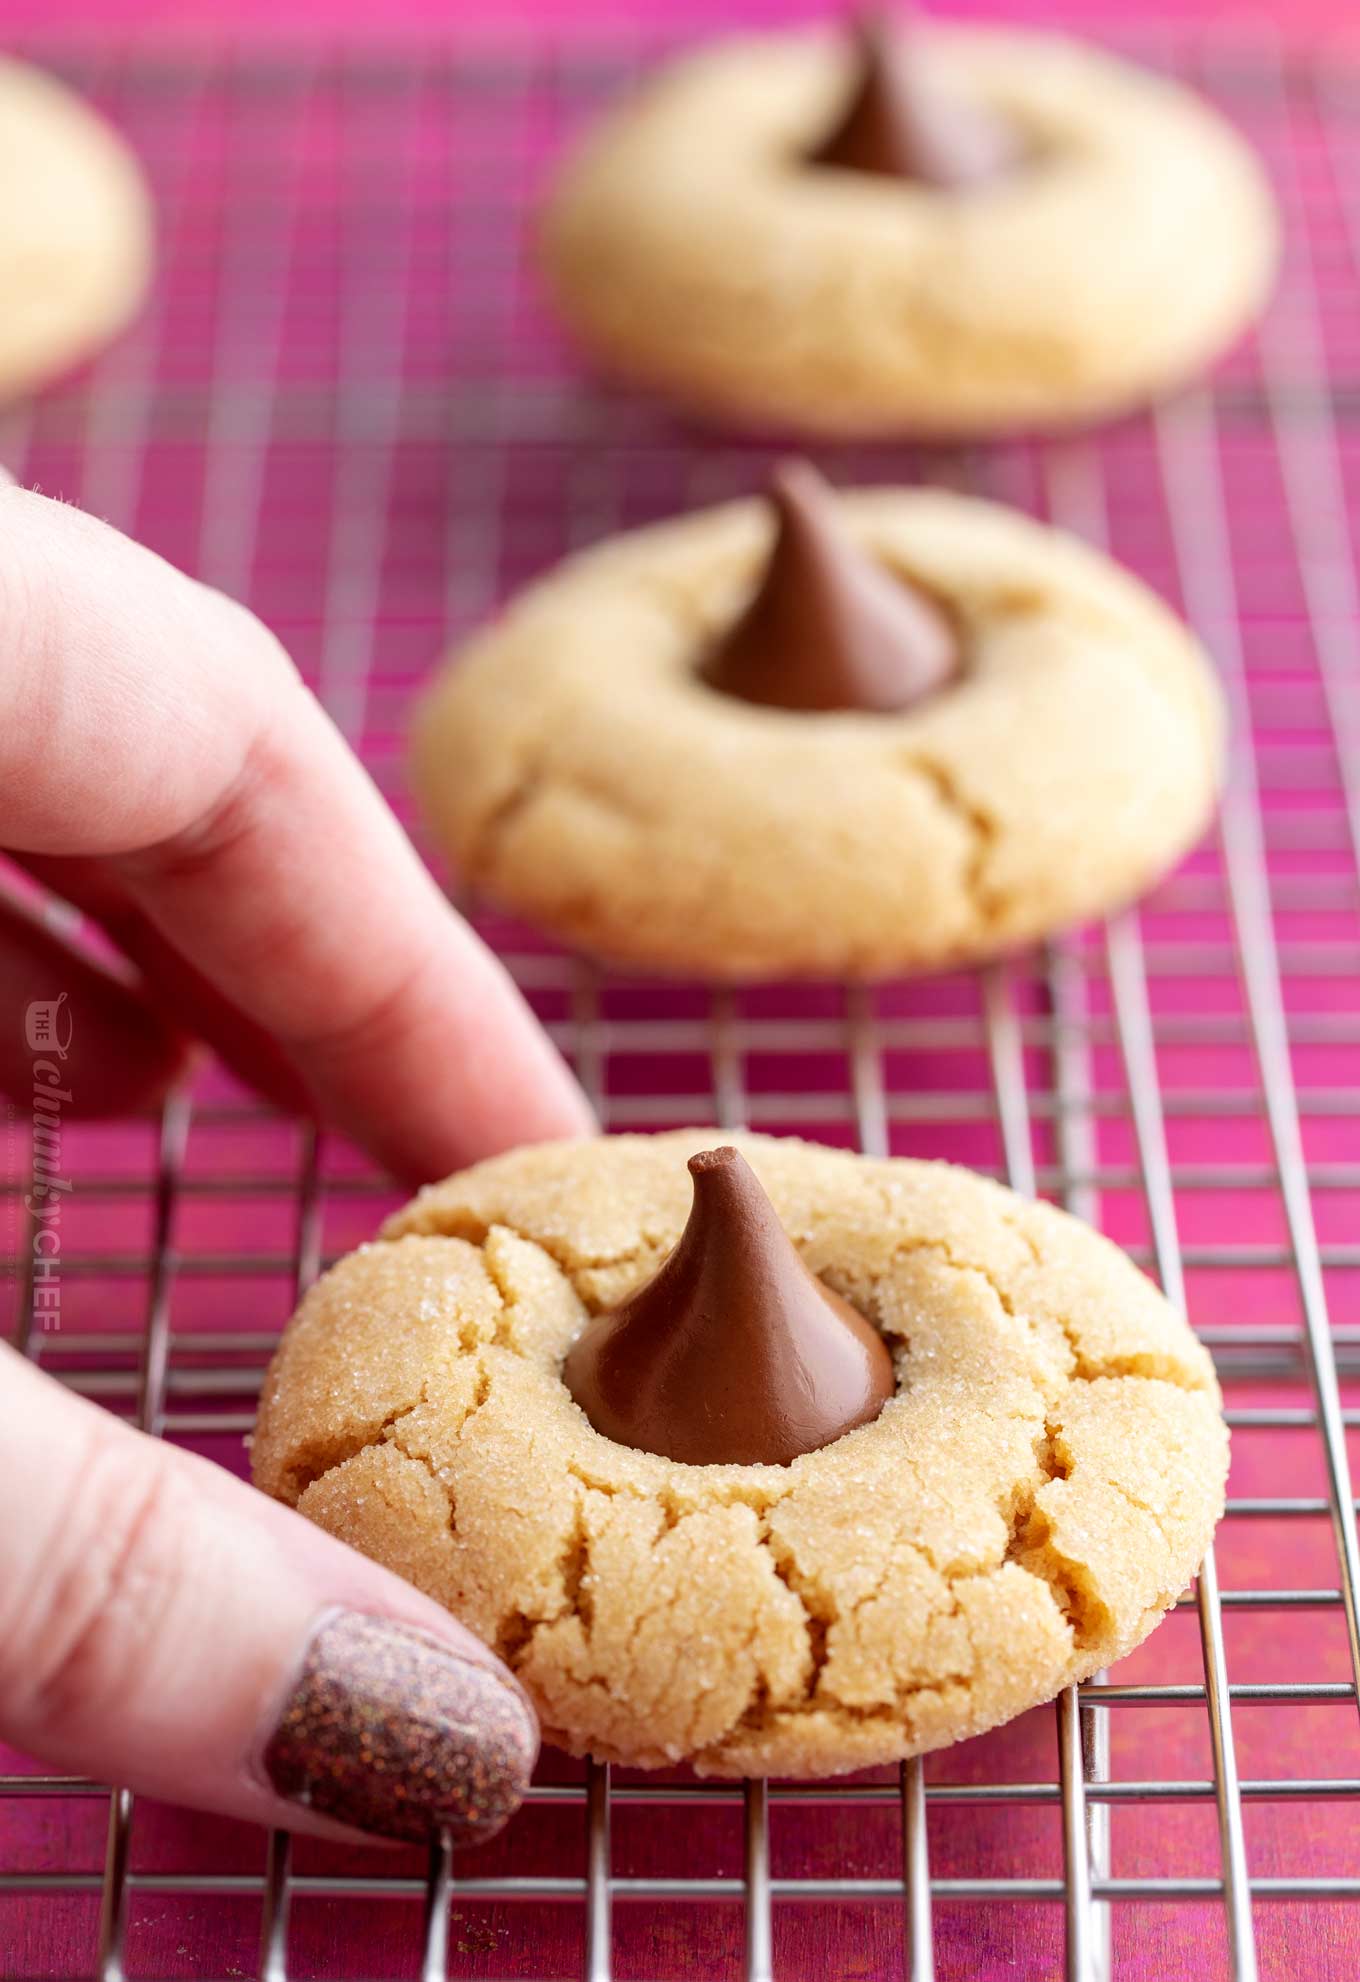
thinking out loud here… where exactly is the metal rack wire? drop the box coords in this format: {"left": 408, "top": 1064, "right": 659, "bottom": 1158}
{"left": 3, "top": 26, "right": 1360, "bottom": 1982}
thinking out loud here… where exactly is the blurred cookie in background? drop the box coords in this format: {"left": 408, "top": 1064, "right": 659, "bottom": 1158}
{"left": 540, "top": 12, "right": 1278, "bottom": 436}
{"left": 410, "top": 463, "right": 1225, "bottom": 981}
{"left": 0, "top": 56, "right": 153, "bottom": 401}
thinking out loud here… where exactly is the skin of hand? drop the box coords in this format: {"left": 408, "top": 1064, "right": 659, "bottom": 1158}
{"left": 0, "top": 482, "right": 596, "bottom": 1842}
{"left": 0, "top": 1347, "right": 540, "bottom": 1845}
{"left": 0, "top": 479, "right": 595, "bottom": 1181}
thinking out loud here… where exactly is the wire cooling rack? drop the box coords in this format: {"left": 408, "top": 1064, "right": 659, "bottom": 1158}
{"left": 3, "top": 23, "right": 1360, "bottom": 1982}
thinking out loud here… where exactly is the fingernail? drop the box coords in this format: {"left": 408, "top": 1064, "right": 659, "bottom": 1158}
{"left": 260, "top": 1610, "right": 537, "bottom": 1845}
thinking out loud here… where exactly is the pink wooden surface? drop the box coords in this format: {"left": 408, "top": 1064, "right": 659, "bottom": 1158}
{"left": 1, "top": 8, "right": 1359, "bottom": 1980}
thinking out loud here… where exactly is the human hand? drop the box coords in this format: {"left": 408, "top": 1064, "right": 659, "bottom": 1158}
{"left": 0, "top": 1344, "right": 537, "bottom": 1845}
{"left": 0, "top": 480, "right": 594, "bottom": 1182}
{"left": 0, "top": 483, "right": 578, "bottom": 1843}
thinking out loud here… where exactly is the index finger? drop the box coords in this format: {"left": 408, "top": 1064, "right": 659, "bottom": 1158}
{"left": 0, "top": 486, "right": 594, "bottom": 1181}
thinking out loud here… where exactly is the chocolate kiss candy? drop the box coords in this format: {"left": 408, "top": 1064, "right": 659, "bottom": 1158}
{"left": 809, "top": 10, "right": 1019, "bottom": 190}
{"left": 701, "top": 459, "right": 959, "bottom": 715}
{"left": 562, "top": 1145, "right": 895, "bottom": 1467}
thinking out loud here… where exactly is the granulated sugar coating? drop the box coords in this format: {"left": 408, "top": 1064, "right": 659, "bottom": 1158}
{"left": 253, "top": 1133, "right": 1226, "bottom": 1780}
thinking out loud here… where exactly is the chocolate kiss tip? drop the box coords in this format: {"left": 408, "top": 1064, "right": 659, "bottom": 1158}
{"left": 562, "top": 1144, "right": 896, "bottom": 1468}
{"left": 809, "top": 8, "right": 1019, "bottom": 191}
{"left": 700, "top": 458, "right": 959, "bottom": 715}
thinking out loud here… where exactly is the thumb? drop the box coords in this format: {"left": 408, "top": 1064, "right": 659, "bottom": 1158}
{"left": 0, "top": 1347, "right": 537, "bottom": 1845}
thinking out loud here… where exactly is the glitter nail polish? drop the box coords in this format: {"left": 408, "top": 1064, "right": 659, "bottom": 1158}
{"left": 261, "top": 1610, "right": 537, "bottom": 1845}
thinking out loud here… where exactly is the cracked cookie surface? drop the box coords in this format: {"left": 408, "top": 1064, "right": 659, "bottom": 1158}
{"left": 412, "top": 488, "right": 1224, "bottom": 980}
{"left": 252, "top": 1132, "right": 1228, "bottom": 1777}
{"left": 540, "top": 26, "right": 1277, "bottom": 435}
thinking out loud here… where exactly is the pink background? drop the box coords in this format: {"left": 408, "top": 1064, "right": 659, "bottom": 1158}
{"left": 4, "top": 0, "right": 1359, "bottom": 43}
{"left": 2, "top": 1, "right": 1359, "bottom": 1979}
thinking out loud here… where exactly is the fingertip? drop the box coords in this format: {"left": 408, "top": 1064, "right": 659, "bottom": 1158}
{"left": 361, "top": 1013, "right": 598, "bottom": 1188}
{"left": 288, "top": 908, "right": 599, "bottom": 1186}
{"left": 0, "top": 1355, "right": 539, "bottom": 1851}
{"left": 256, "top": 1608, "right": 538, "bottom": 1848}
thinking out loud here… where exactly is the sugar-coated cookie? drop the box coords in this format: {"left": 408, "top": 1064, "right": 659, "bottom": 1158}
{"left": 253, "top": 1131, "right": 1228, "bottom": 1779}
{"left": 412, "top": 481, "right": 1224, "bottom": 980}
{"left": 540, "top": 23, "right": 1277, "bottom": 435}
{"left": 0, "top": 58, "right": 153, "bottom": 402}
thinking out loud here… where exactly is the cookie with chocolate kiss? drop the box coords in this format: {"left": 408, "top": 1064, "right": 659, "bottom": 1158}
{"left": 255, "top": 1131, "right": 1230, "bottom": 1781}
{"left": 411, "top": 481, "right": 1226, "bottom": 980}
{"left": 539, "top": 14, "right": 1277, "bottom": 435}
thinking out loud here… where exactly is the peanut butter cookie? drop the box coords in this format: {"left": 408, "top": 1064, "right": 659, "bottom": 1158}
{"left": 541, "top": 22, "right": 1276, "bottom": 436}
{"left": 412, "top": 479, "right": 1224, "bottom": 979}
{"left": 0, "top": 58, "right": 153, "bottom": 402}
{"left": 253, "top": 1132, "right": 1227, "bottom": 1779}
